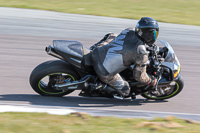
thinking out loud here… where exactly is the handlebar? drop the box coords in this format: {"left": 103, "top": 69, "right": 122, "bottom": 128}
{"left": 147, "top": 44, "right": 165, "bottom": 89}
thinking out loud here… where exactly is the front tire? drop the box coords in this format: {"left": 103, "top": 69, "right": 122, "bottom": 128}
{"left": 141, "top": 76, "right": 184, "bottom": 100}
{"left": 29, "top": 60, "right": 80, "bottom": 97}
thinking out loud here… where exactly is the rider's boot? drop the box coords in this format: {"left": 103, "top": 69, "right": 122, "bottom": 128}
{"left": 79, "top": 82, "right": 107, "bottom": 97}
{"left": 114, "top": 88, "right": 136, "bottom": 100}
{"left": 98, "top": 74, "right": 131, "bottom": 99}
{"left": 113, "top": 85, "right": 130, "bottom": 100}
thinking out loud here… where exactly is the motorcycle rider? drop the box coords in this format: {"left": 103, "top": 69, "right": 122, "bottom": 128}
{"left": 91, "top": 17, "right": 159, "bottom": 99}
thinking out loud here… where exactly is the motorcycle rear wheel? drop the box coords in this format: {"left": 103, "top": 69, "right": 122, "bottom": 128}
{"left": 141, "top": 76, "right": 184, "bottom": 100}
{"left": 29, "top": 60, "right": 80, "bottom": 97}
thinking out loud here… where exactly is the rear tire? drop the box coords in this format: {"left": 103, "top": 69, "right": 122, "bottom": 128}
{"left": 29, "top": 60, "right": 80, "bottom": 97}
{"left": 141, "top": 76, "right": 184, "bottom": 100}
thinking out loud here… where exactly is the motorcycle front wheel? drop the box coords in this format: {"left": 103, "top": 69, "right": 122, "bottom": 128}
{"left": 29, "top": 60, "right": 80, "bottom": 97}
{"left": 141, "top": 76, "right": 184, "bottom": 100}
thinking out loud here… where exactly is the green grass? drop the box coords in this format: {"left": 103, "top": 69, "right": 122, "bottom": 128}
{"left": 0, "top": 112, "right": 200, "bottom": 133}
{"left": 0, "top": 0, "right": 200, "bottom": 25}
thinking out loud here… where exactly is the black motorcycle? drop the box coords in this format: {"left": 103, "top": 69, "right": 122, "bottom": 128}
{"left": 29, "top": 39, "right": 184, "bottom": 100}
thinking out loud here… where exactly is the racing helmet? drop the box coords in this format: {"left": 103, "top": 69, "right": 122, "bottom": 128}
{"left": 135, "top": 17, "right": 159, "bottom": 46}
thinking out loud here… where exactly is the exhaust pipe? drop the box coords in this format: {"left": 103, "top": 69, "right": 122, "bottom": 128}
{"left": 45, "top": 45, "right": 63, "bottom": 60}
{"left": 54, "top": 77, "right": 91, "bottom": 91}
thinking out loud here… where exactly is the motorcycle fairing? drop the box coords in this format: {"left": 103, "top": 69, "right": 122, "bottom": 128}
{"left": 157, "top": 40, "right": 181, "bottom": 74}
{"left": 53, "top": 40, "right": 83, "bottom": 58}
{"left": 53, "top": 40, "right": 83, "bottom": 68}
{"left": 53, "top": 40, "right": 91, "bottom": 69}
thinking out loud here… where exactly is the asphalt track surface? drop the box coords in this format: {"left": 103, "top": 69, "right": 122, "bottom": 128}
{"left": 0, "top": 7, "right": 200, "bottom": 120}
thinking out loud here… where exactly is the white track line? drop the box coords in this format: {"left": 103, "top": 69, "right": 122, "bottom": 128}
{"left": 0, "top": 105, "right": 76, "bottom": 115}
{"left": 70, "top": 107, "right": 200, "bottom": 116}
{"left": 0, "top": 103, "right": 199, "bottom": 117}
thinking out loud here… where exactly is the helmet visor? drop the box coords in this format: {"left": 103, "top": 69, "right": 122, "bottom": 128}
{"left": 140, "top": 28, "right": 159, "bottom": 45}
{"left": 154, "top": 30, "right": 159, "bottom": 40}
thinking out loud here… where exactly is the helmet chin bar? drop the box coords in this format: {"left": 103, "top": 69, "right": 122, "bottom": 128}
{"left": 145, "top": 39, "right": 156, "bottom": 46}
{"left": 142, "top": 32, "right": 156, "bottom": 46}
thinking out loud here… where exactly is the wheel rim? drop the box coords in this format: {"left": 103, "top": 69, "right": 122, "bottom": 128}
{"left": 38, "top": 73, "right": 75, "bottom": 95}
{"left": 143, "top": 81, "right": 179, "bottom": 99}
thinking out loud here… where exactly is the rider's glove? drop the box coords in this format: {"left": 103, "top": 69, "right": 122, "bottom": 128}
{"left": 146, "top": 76, "right": 157, "bottom": 86}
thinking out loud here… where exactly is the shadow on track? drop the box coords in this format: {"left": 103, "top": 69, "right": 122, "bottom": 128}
{"left": 0, "top": 94, "right": 168, "bottom": 108}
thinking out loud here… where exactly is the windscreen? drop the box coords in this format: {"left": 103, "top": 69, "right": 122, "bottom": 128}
{"left": 155, "top": 39, "right": 180, "bottom": 71}
{"left": 156, "top": 39, "right": 176, "bottom": 63}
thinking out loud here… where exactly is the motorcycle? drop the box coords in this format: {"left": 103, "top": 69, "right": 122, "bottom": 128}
{"left": 29, "top": 39, "right": 184, "bottom": 100}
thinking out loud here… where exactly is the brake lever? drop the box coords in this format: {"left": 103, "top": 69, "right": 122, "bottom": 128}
{"left": 154, "top": 66, "right": 164, "bottom": 95}
{"left": 155, "top": 74, "right": 161, "bottom": 91}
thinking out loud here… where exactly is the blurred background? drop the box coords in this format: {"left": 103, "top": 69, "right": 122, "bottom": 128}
{"left": 0, "top": 0, "right": 200, "bottom": 25}
{"left": 0, "top": 0, "right": 200, "bottom": 132}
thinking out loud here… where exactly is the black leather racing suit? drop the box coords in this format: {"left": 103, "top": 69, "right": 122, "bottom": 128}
{"left": 91, "top": 28, "right": 151, "bottom": 97}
